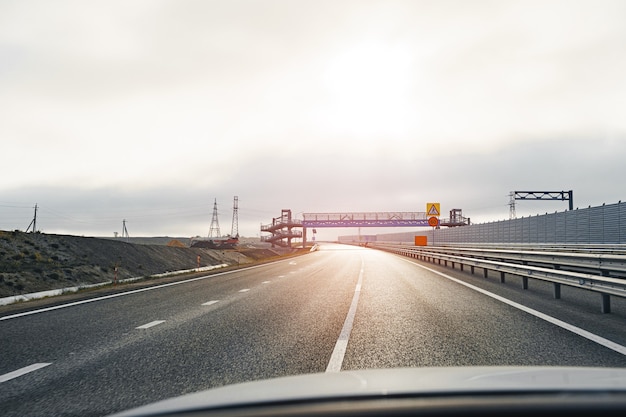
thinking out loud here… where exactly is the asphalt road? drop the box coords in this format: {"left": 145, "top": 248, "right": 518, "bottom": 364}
{"left": 1, "top": 243, "right": 626, "bottom": 416}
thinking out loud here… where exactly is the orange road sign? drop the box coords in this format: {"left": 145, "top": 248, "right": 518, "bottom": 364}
{"left": 428, "top": 216, "right": 439, "bottom": 227}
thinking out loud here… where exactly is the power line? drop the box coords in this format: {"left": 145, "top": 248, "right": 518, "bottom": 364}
{"left": 0, "top": 203, "right": 33, "bottom": 209}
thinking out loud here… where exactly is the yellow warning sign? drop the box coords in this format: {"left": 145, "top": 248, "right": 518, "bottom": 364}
{"left": 426, "top": 203, "right": 440, "bottom": 216}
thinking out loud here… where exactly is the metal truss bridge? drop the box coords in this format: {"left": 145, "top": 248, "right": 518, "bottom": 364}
{"left": 261, "top": 209, "right": 469, "bottom": 248}
{"left": 302, "top": 212, "right": 429, "bottom": 227}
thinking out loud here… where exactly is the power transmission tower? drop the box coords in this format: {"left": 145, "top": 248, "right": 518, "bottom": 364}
{"left": 509, "top": 192, "right": 516, "bottom": 219}
{"left": 122, "top": 219, "right": 130, "bottom": 242}
{"left": 231, "top": 196, "right": 239, "bottom": 238}
{"left": 208, "top": 198, "right": 221, "bottom": 238}
{"left": 25, "top": 203, "right": 38, "bottom": 233}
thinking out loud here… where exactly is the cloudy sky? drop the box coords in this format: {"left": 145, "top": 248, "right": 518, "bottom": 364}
{"left": 1, "top": 0, "right": 625, "bottom": 240}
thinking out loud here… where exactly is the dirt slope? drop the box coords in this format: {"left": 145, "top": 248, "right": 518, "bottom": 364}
{"left": 0, "top": 230, "right": 296, "bottom": 298}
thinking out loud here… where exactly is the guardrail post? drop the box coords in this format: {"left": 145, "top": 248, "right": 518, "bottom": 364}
{"left": 470, "top": 266, "right": 475, "bottom": 274}
{"left": 500, "top": 271, "right": 505, "bottom": 283}
{"left": 483, "top": 268, "right": 488, "bottom": 278}
{"left": 553, "top": 283, "right": 561, "bottom": 299}
{"left": 601, "top": 293, "right": 611, "bottom": 314}
{"left": 522, "top": 276, "right": 528, "bottom": 289}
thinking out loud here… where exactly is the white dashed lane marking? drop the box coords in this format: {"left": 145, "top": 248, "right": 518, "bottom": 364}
{"left": 202, "top": 300, "right": 220, "bottom": 306}
{"left": 0, "top": 363, "right": 52, "bottom": 383}
{"left": 136, "top": 320, "right": 165, "bottom": 329}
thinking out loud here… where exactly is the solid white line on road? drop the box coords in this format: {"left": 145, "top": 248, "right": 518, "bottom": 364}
{"left": 136, "top": 320, "right": 165, "bottom": 329}
{"left": 239, "top": 289, "right": 250, "bottom": 293}
{"left": 326, "top": 258, "right": 364, "bottom": 373}
{"left": 202, "top": 300, "right": 219, "bottom": 306}
{"left": 0, "top": 363, "right": 51, "bottom": 383}
{"left": 404, "top": 259, "right": 626, "bottom": 356}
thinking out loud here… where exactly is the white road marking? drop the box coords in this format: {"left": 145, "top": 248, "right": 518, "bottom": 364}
{"left": 239, "top": 289, "right": 250, "bottom": 293}
{"left": 404, "top": 259, "right": 626, "bottom": 356}
{"left": 202, "top": 300, "right": 219, "bottom": 306}
{"left": 0, "top": 258, "right": 293, "bottom": 321}
{"left": 136, "top": 320, "right": 165, "bottom": 329}
{"left": 326, "top": 258, "right": 364, "bottom": 373}
{"left": 262, "top": 281, "right": 271, "bottom": 284}
{"left": 0, "top": 363, "right": 51, "bottom": 383}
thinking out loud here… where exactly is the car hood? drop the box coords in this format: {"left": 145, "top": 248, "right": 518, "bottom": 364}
{"left": 109, "top": 366, "right": 626, "bottom": 417}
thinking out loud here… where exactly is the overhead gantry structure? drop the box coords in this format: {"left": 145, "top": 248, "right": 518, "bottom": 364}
{"left": 261, "top": 210, "right": 470, "bottom": 248}
{"left": 262, "top": 211, "right": 429, "bottom": 248}
{"left": 509, "top": 190, "right": 574, "bottom": 219}
{"left": 301, "top": 212, "right": 429, "bottom": 227}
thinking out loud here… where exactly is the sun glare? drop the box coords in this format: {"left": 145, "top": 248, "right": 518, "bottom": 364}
{"left": 322, "top": 41, "right": 416, "bottom": 137}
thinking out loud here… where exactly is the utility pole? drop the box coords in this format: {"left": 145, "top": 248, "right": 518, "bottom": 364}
{"left": 25, "top": 203, "right": 38, "bottom": 233}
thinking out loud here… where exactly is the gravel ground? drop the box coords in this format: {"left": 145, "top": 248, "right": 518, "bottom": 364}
{"left": 0, "top": 230, "right": 303, "bottom": 299}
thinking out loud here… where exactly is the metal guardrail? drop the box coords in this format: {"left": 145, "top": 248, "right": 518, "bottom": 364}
{"left": 411, "top": 242, "right": 626, "bottom": 255}
{"left": 369, "top": 243, "right": 626, "bottom": 314}
{"left": 411, "top": 245, "right": 626, "bottom": 276}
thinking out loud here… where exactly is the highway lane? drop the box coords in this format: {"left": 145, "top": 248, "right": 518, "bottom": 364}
{"left": 0, "top": 245, "right": 361, "bottom": 416}
{"left": 1, "top": 243, "right": 625, "bottom": 416}
{"left": 344, "top": 249, "right": 626, "bottom": 370}
{"left": 387, "top": 252, "right": 626, "bottom": 349}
